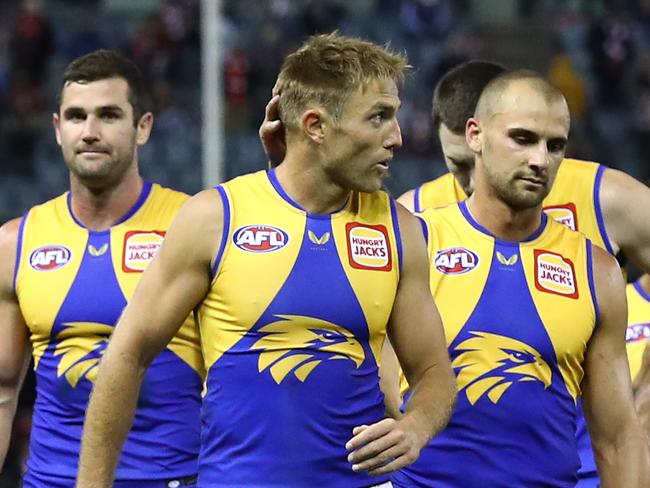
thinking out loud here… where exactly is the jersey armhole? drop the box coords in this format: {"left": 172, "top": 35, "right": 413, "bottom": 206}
{"left": 12, "top": 213, "right": 28, "bottom": 295}
{"left": 413, "top": 185, "right": 422, "bottom": 213}
{"left": 210, "top": 186, "right": 231, "bottom": 279}
{"left": 389, "top": 198, "right": 403, "bottom": 276}
{"left": 415, "top": 215, "right": 429, "bottom": 245}
{"left": 593, "top": 165, "right": 615, "bottom": 255}
{"left": 585, "top": 239, "right": 601, "bottom": 329}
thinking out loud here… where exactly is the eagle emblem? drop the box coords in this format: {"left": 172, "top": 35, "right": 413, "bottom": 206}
{"left": 452, "top": 331, "right": 552, "bottom": 405}
{"left": 54, "top": 321, "right": 113, "bottom": 387}
{"left": 251, "top": 314, "right": 365, "bottom": 384}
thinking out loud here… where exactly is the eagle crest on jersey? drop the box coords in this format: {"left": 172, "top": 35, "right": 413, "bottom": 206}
{"left": 54, "top": 322, "right": 113, "bottom": 387}
{"left": 453, "top": 331, "right": 552, "bottom": 405}
{"left": 251, "top": 315, "right": 365, "bottom": 384}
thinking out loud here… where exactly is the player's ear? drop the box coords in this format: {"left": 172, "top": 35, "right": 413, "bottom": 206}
{"left": 466, "top": 118, "right": 482, "bottom": 153}
{"left": 53, "top": 112, "right": 62, "bottom": 146}
{"left": 301, "top": 108, "right": 326, "bottom": 145}
{"left": 135, "top": 112, "right": 154, "bottom": 146}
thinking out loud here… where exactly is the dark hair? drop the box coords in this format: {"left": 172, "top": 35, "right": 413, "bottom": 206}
{"left": 60, "top": 49, "right": 148, "bottom": 123}
{"left": 475, "top": 69, "right": 566, "bottom": 120}
{"left": 432, "top": 60, "right": 507, "bottom": 134}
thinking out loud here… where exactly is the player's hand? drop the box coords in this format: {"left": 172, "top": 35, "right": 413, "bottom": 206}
{"left": 345, "top": 417, "right": 425, "bottom": 475}
{"left": 259, "top": 94, "right": 285, "bottom": 168}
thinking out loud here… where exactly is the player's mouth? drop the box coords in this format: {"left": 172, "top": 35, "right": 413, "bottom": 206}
{"left": 376, "top": 160, "right": 390, "bottom": 171}
{"left": 77, "top": 147, "right": 110, "bottom": 158}
{"left": 519, "top": 176, "right": 546, "bottom": 188}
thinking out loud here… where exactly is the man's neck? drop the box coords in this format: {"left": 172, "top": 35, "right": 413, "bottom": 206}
{"left": 466, "top": 192, "right": 544, "bottom": 242}
{"left": 69, "top": 173, "right": 144, "bottom": 231}
{"left": 274, "top": 156, "right": 350, "bottom": 215}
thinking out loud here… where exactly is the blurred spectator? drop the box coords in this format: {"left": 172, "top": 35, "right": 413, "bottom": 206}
{"left": 548, "top": 42, "right": 594, "bottom": 159}
{"left": 1, "top": 70, "right": 47, "bottom": 178}
{"left": 64, "top": 26, "right": 105, "bottom": 62}
{"left": 632, "top": 50, "right": 650, "bottom": 181}
{"left": 3, "top": 0, "right": 54, "bottom": 178}
{"left": 151, "top": 79, "right": 191, "bottom": 135}
{"left": 9, "top": 0, "right": 54, "bottom": 86}
{"left": 588, "top": 3, "right": 635, "bottom": 106}
{"left": 224, "top": 46, "right": 251, "bottom": 131}
{"left": 399, "top": 0, "right": 456, "bottom": 41}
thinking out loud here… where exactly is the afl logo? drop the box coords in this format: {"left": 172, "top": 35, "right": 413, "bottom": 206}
{"left": 29, "top": 245, "right": 72, "bottom": 271}
{"left": 233, "top": 225, "right": 289, "bottom": 253}
{"left": 435, "top": 247, "right": 479, "bottom": 274}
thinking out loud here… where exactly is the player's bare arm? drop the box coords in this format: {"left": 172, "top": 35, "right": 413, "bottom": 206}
{"left": 378, "top": 196, "right": 417, "bottom": 416}
{"left": 633, "top": 343, "right": 650, "bottom": 441}
{"left": 582, "top": 244, "right": 650, "bottom": 487}
{"left": 600, "top": 168, "right": 650, "bottom": 270}
{"left": 0, "top": 218, "right": 32, "bottom": 467}
{"left": 346, "top": 204, "right": 456, "bottom": 476}
{"left": 379, "top": 337, "right": 403, "bottom": 419}
{"left": 76, "top": 190, "right": 223, "bottom": 488}
{"left": 600, "top": 168, "right": 650, "bottom": 445}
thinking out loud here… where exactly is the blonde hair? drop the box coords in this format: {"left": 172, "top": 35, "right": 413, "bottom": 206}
{"left": 276, "top": 32, "right": 409, "bottom": 133}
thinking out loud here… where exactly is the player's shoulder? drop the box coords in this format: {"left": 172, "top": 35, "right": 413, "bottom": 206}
{"left": 554, "top": 158, "right": 601, "bottom": 185}
{"left": 150, "top": 182, "right": 192, "bottom": 204}
{"left": 0, "top": 217, "right": 23, "bottom": 250}
{"left": 544, "top": 213, "right": 590, "bottom": 242}
{"left": 182, "top": 188, "right": 225, "bottom": 221}
{"left": 0, "top": 217, "right": 23, "bottom": 290}
{"left": 430, "top": 172, "right": 457, "bottom": 185}
{"left": 560, "top": 158, "right": 600, "bottom": 171}
{"left": 417, "top": 201, "right": 459, "bottom": 223}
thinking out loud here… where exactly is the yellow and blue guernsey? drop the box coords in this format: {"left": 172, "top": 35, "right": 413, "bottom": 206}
{"left": 393, "top": 201, "right": 598, "bottom": 487}
{"left": 196, "top": 169, "right": 401, "bottom": 487}
{"left": 576, "top": 278, "right": 650, "bottom": 486}
{"left": 626, "top": 279, "right": 650, "bottom": 381}
{"left": 413, "top": 159, "right": 614, "bottom": 254}
{"left": 14, "top": 182, "right": 204, "bottom": 486}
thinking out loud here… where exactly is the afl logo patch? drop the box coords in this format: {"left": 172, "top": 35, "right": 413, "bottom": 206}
{"left": 346, "top": 223, "right": 392, "bottom": 271}
{"left": 233, "top": 225, "right": 289, "bottom": 253}
{"left": 534, "top": 250, "right": 578, "bottom": 299}
{"left": 29, "top": 245, "right": 72, "bottom": 271}
{"left": 435, "top": 247, "right": 479, "bottom": 274}
{"left": 122, "top": 231, "right": 165, "bottom": 273}
{"left": 543, "top": 202, "right": 578, "bottom": 231}
{"left": 627, "top": 323, "right": 650, "bottom": 343}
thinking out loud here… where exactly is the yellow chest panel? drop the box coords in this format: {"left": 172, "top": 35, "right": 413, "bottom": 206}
{"left": 15, "top": 184, "right": 203, "bottom": 375}
{"left": 198, "top": 171, "right": 401, "bottom": 373}
{"left": 419, "top": 203, "right": 596, "bottom": 402}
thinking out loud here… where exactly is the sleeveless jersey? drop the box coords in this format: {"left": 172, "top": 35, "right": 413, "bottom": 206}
{"left": 412, "top": 172, "right": 465, "bottom": 213}
{"left": 14, "top": 182, "right": 204, "bottom": 482}
{"left": 626, "top": 279, "right": 650, "bottom": 380}
{"left": 394, "top": 201, "right": 598, "bottom": 487}
{"left": 575, "top": 278, "right": 650, "bottom": 483}
{"left": 413, "top": 159, "right": 614, "bottom": 253}
{"left": 196, "top": 169, "right": 401, "bottom": 487}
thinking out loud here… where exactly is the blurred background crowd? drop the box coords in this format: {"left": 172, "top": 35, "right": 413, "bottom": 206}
{"left": 2, "top": 0, "right": 650, "bottom": 485}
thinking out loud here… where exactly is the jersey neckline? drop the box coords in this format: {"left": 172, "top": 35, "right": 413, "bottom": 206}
{"left": 459, "top": 200, "right": 548, "bottom": 245}
{"left": 66, "top": 180, "right": 153, "bottom": 233}
{"left": 266, "top": 169, "right": 350, "bottom": 219}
